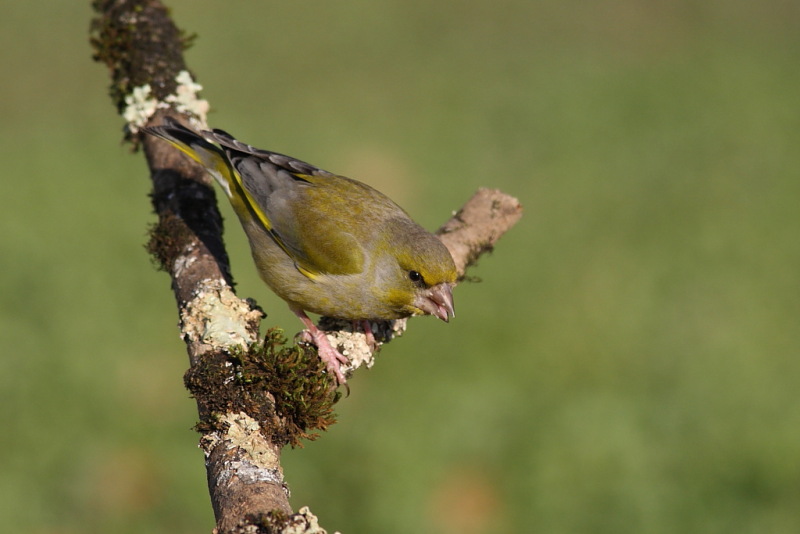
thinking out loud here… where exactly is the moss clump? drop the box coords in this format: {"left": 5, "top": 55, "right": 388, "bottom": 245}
{"left": 184, "top": 328, "right": 340, "bottom": 447}
{"left": 145, "top": 212, "right": 192, "bottom": 272}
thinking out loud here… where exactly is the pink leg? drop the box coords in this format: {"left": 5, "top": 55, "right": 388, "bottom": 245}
{"left": 358, "top": 320, "right": 378, "bottom": 351}
{"left": 292, "top": 308, "right": 349, "bottom": 384}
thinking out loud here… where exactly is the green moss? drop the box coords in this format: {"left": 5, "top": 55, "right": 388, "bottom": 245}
{"left": 145, "top": 212, "right": 193, "bottom": 272}
{"left": 184, "top": 328, "right": 340, "bottom": 448}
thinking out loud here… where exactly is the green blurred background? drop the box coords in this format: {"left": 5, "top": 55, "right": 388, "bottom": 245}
{"left": 2, "top": 1, "right": 799, "bottom": 532}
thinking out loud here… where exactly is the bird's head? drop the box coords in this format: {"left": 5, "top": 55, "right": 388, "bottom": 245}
{"left": 375, "top": 220, "right": 457, "bottom": 321}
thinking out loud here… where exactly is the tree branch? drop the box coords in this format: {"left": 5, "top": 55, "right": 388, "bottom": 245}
{"left": 90, "top": 1, "right": 522, "bottom": 532}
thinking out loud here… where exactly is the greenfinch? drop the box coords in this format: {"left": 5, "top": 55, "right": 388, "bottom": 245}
{"left": 144, "top": 118, "right": 457, "bottom": 383}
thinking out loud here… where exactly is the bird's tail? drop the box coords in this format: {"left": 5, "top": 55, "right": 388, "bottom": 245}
{"left": 143, "top": 117, "right": 236, "bottom": 198}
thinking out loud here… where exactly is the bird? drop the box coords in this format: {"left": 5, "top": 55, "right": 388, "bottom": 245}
{"left": 143, "top": 117, "right": 457, "bottom": 383}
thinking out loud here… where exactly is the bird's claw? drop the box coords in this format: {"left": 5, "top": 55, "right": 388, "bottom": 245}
{"left": 298, "top": 328, "right": 349, "bottom": 384}
{"left": 358, "top": 319, "right": 380, "bottom": 352}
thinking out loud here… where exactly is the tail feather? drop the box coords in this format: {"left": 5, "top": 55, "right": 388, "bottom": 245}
{"left": 143, "top": 118, "right": 277, "bottom": 239}
{"left": 143, "top": 118, "right": 235, "bottom": 198}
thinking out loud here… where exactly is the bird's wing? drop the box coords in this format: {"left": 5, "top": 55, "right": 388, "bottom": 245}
{"left": 205, "top": 129, "right": 371, "bottom": 278}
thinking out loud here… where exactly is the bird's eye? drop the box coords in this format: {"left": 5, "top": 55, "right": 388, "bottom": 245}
{"left": 408, "top": 270, "right": 423, "bottom": 283}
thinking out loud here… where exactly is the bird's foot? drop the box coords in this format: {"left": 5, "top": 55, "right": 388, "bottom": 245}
{"left": 294, "top": 309, "right": 349, "bottom": 384}
{"left": 300, "top": 327, "right": 348, "bottom": 384}
{"left": 356, "top": 319, "right": 380, "bottom": 352}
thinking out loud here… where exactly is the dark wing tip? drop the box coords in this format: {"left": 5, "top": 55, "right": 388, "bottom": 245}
{"left": 202, "top": 129, "right": 334, "bottom": 177}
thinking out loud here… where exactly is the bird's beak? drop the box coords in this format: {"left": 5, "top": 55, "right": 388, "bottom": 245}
{"left": 414, "top": 283, "right": 455, "bottom": 322}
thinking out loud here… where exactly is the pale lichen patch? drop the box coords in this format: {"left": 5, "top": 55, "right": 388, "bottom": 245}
{"left": 123, "top": 70, "right": 209, "bottom": 134}
{"left": 180, "top": 279, "right": 262, "bottom": 347}
{"left": 165, "top": 70, "right": 209, "bottom": 128}
{"left": 284, "top": 506, "right": 340, "bottom": 534}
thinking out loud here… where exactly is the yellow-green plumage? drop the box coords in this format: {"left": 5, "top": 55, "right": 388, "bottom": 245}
{"left": 144, "top": 118, "right": 456, "bottom": 382}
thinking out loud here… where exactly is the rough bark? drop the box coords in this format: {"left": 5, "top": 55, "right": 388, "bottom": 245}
{"left": 90, "top": 1, "right": 522, "bottom": 532}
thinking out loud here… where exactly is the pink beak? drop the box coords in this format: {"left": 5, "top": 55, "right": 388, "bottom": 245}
{"left": 414, "top": 283, "right": 455, "bottom": 322}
